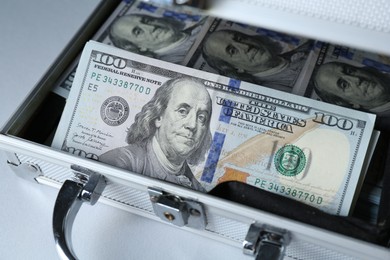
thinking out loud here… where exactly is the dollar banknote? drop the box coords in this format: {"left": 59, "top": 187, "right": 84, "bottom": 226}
{"left": 298, "top": 43, "right": 390, "bottom": 117}
{"left": 52, "top": 41, "right": 376, "bottom": 216}
{"left": 53, "top": 0, "right": 213, "bottom": 98}
{"left": 185, "top": 18, "right": 321, "bottom": 93}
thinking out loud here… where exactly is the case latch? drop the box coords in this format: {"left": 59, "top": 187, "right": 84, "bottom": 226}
{"left": 243, "top": 223, "right": 290, "bottom": 260}
{"left": 6, "top": 152, "right": 42, "bottom": 183}
{"left": 148, "top": 187, "right": 206, "bottom": 229}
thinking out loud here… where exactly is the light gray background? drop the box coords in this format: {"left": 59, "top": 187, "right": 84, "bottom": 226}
{"left": 0, "top": 1, "right": 249, "bottom": 259}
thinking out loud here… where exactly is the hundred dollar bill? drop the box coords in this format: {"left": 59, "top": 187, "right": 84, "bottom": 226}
{"left": 298, "top": 43, "right": 390, "bottom": 117}
{"left": 53, "top": 0, "right": 212, "bottom": 98}
{"left": 185, "top": 18, "right": 320, "bottom": 93}
{"left": 52, "top": 41, "right": 376, "bottom": 216}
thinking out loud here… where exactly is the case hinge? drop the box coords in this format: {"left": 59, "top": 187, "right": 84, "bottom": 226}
{"left": 243, "top": 223, "right": 290, "bottom": 260}
{"left": 148, "top": 187, "right": 206, "bottom": 229}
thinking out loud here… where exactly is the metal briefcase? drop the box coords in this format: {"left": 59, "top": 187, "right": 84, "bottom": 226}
{"left": 1, "top": 1, "right": 389, "bottom": 259}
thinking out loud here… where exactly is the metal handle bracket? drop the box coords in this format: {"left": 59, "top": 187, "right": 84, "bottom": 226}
{"left": 243, "top": 223, "right": 290, "bottom": 260}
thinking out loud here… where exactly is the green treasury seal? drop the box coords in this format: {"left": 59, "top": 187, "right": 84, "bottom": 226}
{"left": 274, "top": 144, "right": 306, "bottom": 176}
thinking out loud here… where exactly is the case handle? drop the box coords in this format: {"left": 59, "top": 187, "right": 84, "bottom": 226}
{"left": 52, "top": 169, "right": 106, "bottom": 260}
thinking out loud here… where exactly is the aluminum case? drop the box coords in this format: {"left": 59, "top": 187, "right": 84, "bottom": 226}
{"left": 1, "top": 1, "right": 389, "bottom": 259}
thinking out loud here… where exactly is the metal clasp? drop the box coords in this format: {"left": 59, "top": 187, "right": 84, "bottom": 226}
{"left": 148, "top": 187, "right": 206, "bottom": 229}
{"left": 243, "top": 223, "right": 290, "bottom": 260}
{"left": 6, "top": 152, "right": 42, "bottom": 183}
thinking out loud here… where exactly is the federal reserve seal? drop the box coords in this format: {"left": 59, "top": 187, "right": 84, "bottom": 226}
{"left": 100, "top": 96, "right": 129, "bottom": 126}
{"left": 274, "top": 144, "right": 306, "bottom": 176}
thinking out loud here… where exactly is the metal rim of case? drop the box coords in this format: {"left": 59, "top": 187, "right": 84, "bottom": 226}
{"left": 1, "top": 139, "right": 389, "bottom": 260}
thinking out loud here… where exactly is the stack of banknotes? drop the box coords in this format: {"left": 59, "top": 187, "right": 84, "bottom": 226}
{"left": 51, "top": 0, "right": 389, "bottom": 218}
